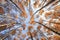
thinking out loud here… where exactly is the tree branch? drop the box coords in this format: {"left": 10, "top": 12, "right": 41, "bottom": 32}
{"left": 34, "top": 21, "right": 60, "bottom": 35}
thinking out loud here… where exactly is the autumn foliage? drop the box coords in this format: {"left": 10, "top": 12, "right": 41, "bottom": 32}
{"left": 0, "top": 0, "right": 60, "bottom": 40}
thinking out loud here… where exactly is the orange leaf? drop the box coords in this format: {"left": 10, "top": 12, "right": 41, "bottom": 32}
{"left": 10, "top": 30, "right": 16, "bottom": 35}
{"left": 29, "top": 16, "right": 36, "bottom": 24}
{"left": 37, "top": 25, "right": 41, "bottom": 30}
{"left": 39, "top": 9, "right": 44, "bottom": 15}
{"left": 39, "top": 18, "right": 43, "bottom": 23}
{"left": 0, "top": 7, "right": 4, "bottom": 14}
{"left": 52, "top": 35, "right": 60, "bottom": 40}
{"left": 40, "top": 37, "right": 46, "bottom": 40}
{"left": 22, "top": 23, "right": 26, "bottom": 30}
{"left": 54, "top": 5, "right": 60, "bottom": 11}
{"left": 28, "top": 26, "right": 33, "bottom": 30}
{"left": 30, "top": 10, "right": 33, "bottom": 16}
